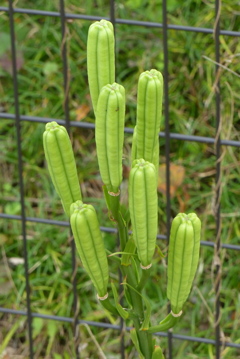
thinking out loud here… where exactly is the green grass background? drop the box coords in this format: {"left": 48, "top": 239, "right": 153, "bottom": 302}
{"left": 0, "top": 0, "right": 240, "bottom": 358}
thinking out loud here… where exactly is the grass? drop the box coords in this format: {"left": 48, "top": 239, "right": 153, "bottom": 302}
{"left": 0, "top": 0, "right": 240, "bottom": 357}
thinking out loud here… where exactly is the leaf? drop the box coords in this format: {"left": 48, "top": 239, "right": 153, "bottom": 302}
{"left": 121, "top": 239, "right": 136, "bottom": 266}
{"left": 140, "top": 293, "right": 151, "bottom": 331}
{"left": 111, "top": 282, "right": 129, "bottom": 320}
{"left": 46, "top": 321, "right": 58, "bottom": 356}
{"left": 167, "top": 0, "right": 179, "bottom": 11}
{"left": 47, "top": 320, "right": 58, "bottom": 340}
{"left": 129, "top": 329, "right": 144, "bottom": 359}
{"left": 158, "top": 164, "right": 185, "bottom": 197}
{"left": 5, "top": 202, "right": 21, "bottom": 215}
{"left": 76, "top": 104, "right": 90, "bottom": 121}
{"left": 0, "top": 318, "right": 25, "bottom": 354}
{"left": 126, "top": 0, "right": 146, "bottom": 10}
{"left": 53, "top": 354, "right": 63, "bottom": 359}
{"left": 43, "top": 62, "right": 59, "bottom": 76}
{"left": 32, "top": 317, "right": 44, "bottom": 339}
{"left": 156, "top": 245, "right": 165, "bottom": 259}
{"left": 108, "top": 251, "right": 137, "bottom": 257}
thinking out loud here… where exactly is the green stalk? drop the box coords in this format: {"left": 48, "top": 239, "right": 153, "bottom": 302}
{"left": 146, "top": 312, "right": 180, "bottom": 334}
{"left": 122, "top": 265, "right": 153, "bottom": 359}
{"left": 116, "top": 210, "right": 128, "bottom": 251}
{"left": 137, "top": 266, "right": 152, "bottom": 292}
{"left": 106, "top": 187, "right": 153, "bottom": 358}
{"left": 99, "top": 296, "right": 119, "bottom": 316}
{"left": 104, "top": 189, "right": 127, "bottom": 250}
{"left": 118, "top": 223, "right": 153, "bottom": 358}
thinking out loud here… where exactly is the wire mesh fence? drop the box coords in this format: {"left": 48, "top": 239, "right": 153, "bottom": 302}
{"left": 0, "top": 0, "right": 240, "bottom": 358}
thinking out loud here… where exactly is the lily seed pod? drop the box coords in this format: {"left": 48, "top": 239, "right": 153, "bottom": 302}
{"left": 87, "top": 19, "right": 115, "bottom": 114}
{"left": 129, "top": 159, "right": 158, "bottom": 267}
{"left": 43, "top": 121, "right": 82, "bottom": 217}
{"left": 96, "top": 83, "right": 125, "bottom": 194}
{"left": 167, "top": 213, "right": 201, "bottom": 315}
{"left": 152, "top": 346, "right": 165, "bottom": 359}
{"left": 70, "top": 200, "right": 109, "bottom": 298}
{"left": 136, "top": 69, "right": 163, "bottom": 164}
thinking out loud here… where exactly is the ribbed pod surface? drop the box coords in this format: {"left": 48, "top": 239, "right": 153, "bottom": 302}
{"left": 70, "top": 201, "right": 109, "bottom": 298}
{"left": 43, "top": 121, "right": 81, "bottom": 217}
{"left": 129, "top": 159, "right": 158, "bottom": 267}
{"left": 167, "top": 213, "right": 201, "bottom": 314}
{"left": 136, "top": 69, "right": 163, "bottom": 164}
{"left": 87, "top": 20, "right": 115, "bottom": 114}
{"left": 96, "top": 83, "right": 125, "bottom": 193}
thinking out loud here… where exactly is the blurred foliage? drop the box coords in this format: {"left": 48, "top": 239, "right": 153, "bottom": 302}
{"left": 0, "top": 0, "right": 240, "bottom": 357}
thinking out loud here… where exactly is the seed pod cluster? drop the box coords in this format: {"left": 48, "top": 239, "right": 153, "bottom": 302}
{"left": 167, "top": 213, "right": 201, "bottom": 314}
{"left": 136, "top": 69, "right": 163, "bottom": 165}
{"left": 70, "top": 200, "right": 109, "bottom": 298}
{"left": 96, "top": 83, "right": 126, "bottom": 193}
{"left": 129, "top": 159, "right": 158, "bottom": 267}
{"left": 43, "top": 121, "right": 82, "bottom": 217}
{"left": 87, "top": 19, "right": 115, "bottom": 114}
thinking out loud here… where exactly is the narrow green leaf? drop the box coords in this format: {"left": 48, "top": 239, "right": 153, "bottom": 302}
{"left": 108, "top": 251, "right": 137, "bottom": 257}
{"left": 111, "top": 282, "right": 129, "bottom": 320}
{"left": 121, "top": 239, "right": 136, "bottom": 266}
{"left": 129, "top": 329, "right": 145, "bottom": 359}
{"left": 0, "top": 318, "right": 25, "bottom": 354}
{"left": 156, "top": 245, "right": 165, "bottom": 259}
{"left": 106, "top": 249, "right": 121, "bottom": 263}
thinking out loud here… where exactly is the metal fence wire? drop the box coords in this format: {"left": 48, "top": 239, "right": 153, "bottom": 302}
{"left": 0, "top": 0, "right": 240, "bottom": 358}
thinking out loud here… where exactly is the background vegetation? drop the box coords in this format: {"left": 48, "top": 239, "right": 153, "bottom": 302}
{"left": 0, "top": 0, "right": 240, "bottom": 357}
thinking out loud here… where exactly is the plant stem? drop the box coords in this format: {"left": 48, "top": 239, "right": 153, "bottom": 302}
{"left": 107, "top": 192, "right": 153, "bottom": 358}
{"left": 100, "top": 296, "right": 119, "bottom": 316}
{"left": 146, "top": 312, "right": 180, "bottom": 334}
{"left": 116, "top": 210, "right": 127, "bottom": 250}
{"left": 104, "top": 190, "right": 127, "bottom": 249}
{"left": 123, "top": 265, "right": 153, "bottom": 358}
{"left": 118, "top": 233, "right": 152, "bottom": 357}
{"left": 137, "top": 266, "right": 152, "bottom": 292}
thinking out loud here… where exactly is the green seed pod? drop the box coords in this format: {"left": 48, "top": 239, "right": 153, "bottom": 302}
{"left": 43, "top": 121, "right": 82, "bottom": 217}
{"left": 70, "top": 200, "right": 109, "bottom": 298}
{"left": 96, "top": 83, "right": 125, "bottom": 193}
{"left": 129, "top": 159, "right": 158, "bottom": 267}
{"left": 152, "top": 346, "right": 165, "bottom": 359}
{"left": 167, "top": 213, "right": 201, "bottom": 314}
{"left": 136, "top": 69, "right": 163, "bottom": 164}
{"left": 87, "top": 19, "right": 115, "bottom": 115}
